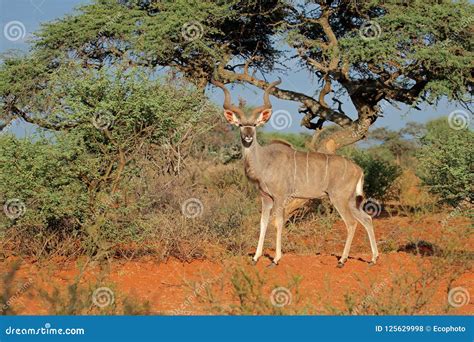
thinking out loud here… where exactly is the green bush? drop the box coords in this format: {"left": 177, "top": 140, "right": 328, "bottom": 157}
{"left": 0, "top": 134, "right": 94, "bottom": 230}
{"left": 342, "top": 147, "right": 401, "bottom": 201}
{"left": 416, "top": 118, "right": 473, "bottom": 206}
{"left": 0, "top": 71, "right": 219, "bottom": 257}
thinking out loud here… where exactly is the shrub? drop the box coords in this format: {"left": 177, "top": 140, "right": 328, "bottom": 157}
{"left": 342, "top": 147, "right": 401, "bottom": 201}
{"left": 0, "top": 134, "right": 93, "bottom": 230}
{"left": 390, "top": 169, "right": 437, "bottom": 210}
{"left": 0, "top": 71, "right": 219, "bottom": 258}
{"left": 416, "top": 118, "right": 473, "bottom": 206}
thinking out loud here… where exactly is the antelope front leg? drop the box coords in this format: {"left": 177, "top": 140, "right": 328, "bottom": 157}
{"left": 253, "top": 193, "right": 273, "bottom": 264}
{"left": 272, "top": 203, "right": 285, "bottom": 266}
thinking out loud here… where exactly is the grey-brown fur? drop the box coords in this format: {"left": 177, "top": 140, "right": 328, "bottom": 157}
{"left": 211, "top": 78, "right": 379, "bottom": 267}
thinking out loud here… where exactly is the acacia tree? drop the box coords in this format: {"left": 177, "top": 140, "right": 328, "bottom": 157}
{"left": 1, "top": 0, "right": 472, "bottom": 151}
{"left": 369, "top": 127, "right": 416, "bottom": 165}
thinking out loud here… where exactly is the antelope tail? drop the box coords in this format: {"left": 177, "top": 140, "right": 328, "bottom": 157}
{"left": 355, "top": 174, "right": 364, "bottom": 210}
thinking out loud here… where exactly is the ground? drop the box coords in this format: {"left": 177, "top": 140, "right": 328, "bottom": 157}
{"left": 1, "top": 214, "right": 472, "bottom": 315}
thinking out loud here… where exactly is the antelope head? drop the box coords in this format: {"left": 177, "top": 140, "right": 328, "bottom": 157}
{"left": 211, "top": 79, "right": 281, "bottom": 148}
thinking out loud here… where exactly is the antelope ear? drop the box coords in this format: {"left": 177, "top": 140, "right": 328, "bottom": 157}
{"left": 223, "top": 110, "right": 240, "bottom": 126}
{"left": 256, "top": 109, "right": 272, "bottom": 126}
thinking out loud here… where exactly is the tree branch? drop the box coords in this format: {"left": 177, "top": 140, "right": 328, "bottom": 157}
{"left": 10, "top": 105, "right": 80, "bottom": 131}
{"left": 216, "top": 61, "right": 353, "bottom": 129}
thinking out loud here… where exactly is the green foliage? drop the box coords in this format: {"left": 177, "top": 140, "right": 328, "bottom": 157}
{"left": 342, "top": 147, "right": 402, "bottom": 201}
{"left": 339, "top": 0, "right": 472, "bottom": 102}
{"left": 53, "top": 65, "right": 216, "bottom": 164}
{"left": 0, "top": 134, "right": 93, "bottom": 229}
{"left": 29, "top": 0, "right": 284, "bottom": 83}
{"left": 0, "top": 73, "right": 218, "bottom": 257}
{"left": 368, "top": 127, "right": 417, "bottom": 165}
{"left": 1, "top": 61, "right": 215, "bottom": 145}
{"left": 416, "top": 118, "right": 473, "bottom": 206}
{"left": 2, "top": 0, "right": 471, "bottom": 136}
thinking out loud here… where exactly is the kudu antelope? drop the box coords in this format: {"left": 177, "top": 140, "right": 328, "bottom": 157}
{"left": 211, "top": 79, "right": 379, "bottom": 267}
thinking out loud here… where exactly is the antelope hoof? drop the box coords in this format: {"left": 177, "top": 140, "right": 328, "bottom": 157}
{"left": 251, "top": 259, "right": 258, "bottom": 266}
{"left": 369, "top": 255, "right": 379, "bottom": 266}
{"left": 337, "top": 258, "right": 347, "bottom": 268}
{"left": 267, "top": 261, "right": 278, "bottom": 269}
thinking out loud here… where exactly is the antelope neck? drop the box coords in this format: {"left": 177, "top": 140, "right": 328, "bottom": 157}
{"left": 242, "top": 135, "right": 263, "bottom": 176}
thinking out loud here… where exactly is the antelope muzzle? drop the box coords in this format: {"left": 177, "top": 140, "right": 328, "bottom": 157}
{"left": 240, "top": 126, "right": 255, "bottom": 148}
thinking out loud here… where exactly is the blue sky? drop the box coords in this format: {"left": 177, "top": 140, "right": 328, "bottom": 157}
{"left": 0, "top": 0, "right": 466, "bottom": 136}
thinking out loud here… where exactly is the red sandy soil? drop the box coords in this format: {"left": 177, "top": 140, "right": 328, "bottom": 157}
{"left": 2, "top": 214, "right": 473, "bottom": 315}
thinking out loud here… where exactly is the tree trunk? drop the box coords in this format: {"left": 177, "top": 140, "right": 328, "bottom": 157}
{"left": 313, "top": 111, "right": 374, "bottom": 153}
